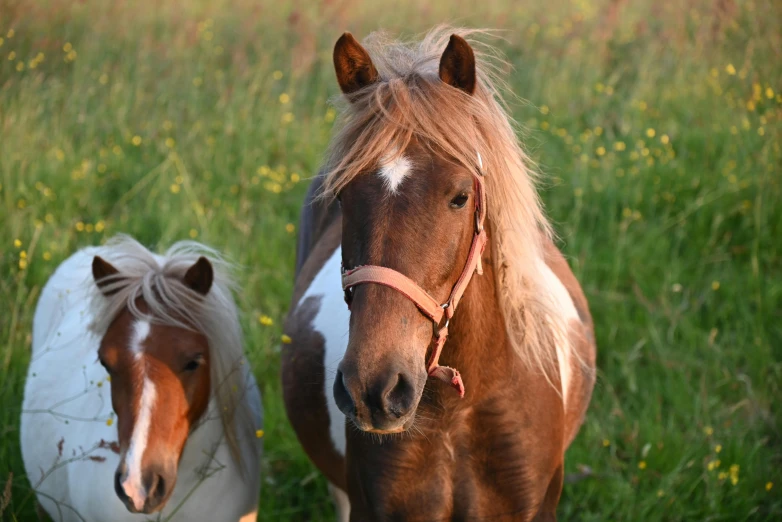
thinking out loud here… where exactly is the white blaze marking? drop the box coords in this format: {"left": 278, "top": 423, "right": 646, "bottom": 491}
{"left": 121, "top": 319, "right": 157, "bottom": 511}
{"left": 539, "top": 261, "right": 579, "bottom": 407}
{"left": 130, "top": 320, "right": 150, "bottom": 360}
{"left": 298, "top": 247, "right": 349, "bottom": 456}
{"left": 378, "top": 154, "right": 412, "bottom": 194}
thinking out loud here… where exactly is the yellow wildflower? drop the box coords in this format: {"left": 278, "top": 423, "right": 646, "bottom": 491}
{"left": 711, "top": 281, "right": 720, "bottom": 291}
{"left": 131, "top": 135, "right": 142, "bottom": 146}
{"left": 189, "top": 229, "right": 198, "bottom": 238}
{"left": 285, "top": 223, "right": 295, "bottom": 233}
{"left": 602, "top": 439, "right": 610, "bottom": 447}
{"left": 281, "top": 334, "right": 292, "bottom": 344}
{"left": 259, "top": 315, "right": 273, "bottom": 326}
{"left": 725, "top": 63, "right": 736, "bottom": 75}
{"left": 767, "top": 482, "right": 773, "bottom": 491}
{"left": 638, "top": 461, "right": 647, "bottom": 470}
{"left": 272, "top": 70, "right": 283, "bottom": 80}
{"left": 646, "top": 128, "right": 656, "bottom": 138}
{"left": 255, "top": 429, "right": 264, "bottom": 438}
{"left": 279, "top": 93, "right": 290, "bottom": 104}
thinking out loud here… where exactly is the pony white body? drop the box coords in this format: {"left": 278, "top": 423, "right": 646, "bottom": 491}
{"left": 21, "top": 247, "right": 262, "bottom": 522}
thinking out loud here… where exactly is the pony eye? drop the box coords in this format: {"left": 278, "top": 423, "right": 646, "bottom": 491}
{"left": 183, "top": 357, "right": 202, "bottom": 372}
{"left": 450, "top": 193, "right": 469, "bottom": 209}
{"left": 98, "top": 356, "right": 111, "bottom": 373}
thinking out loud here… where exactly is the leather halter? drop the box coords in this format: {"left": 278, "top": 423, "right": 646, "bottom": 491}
{"left": 341, "top": 156, "right": 488, "bottom": 398}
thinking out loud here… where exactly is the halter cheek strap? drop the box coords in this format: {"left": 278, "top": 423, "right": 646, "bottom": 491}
{"left": 341, "top": 160, "right": 488, "bottom": 398}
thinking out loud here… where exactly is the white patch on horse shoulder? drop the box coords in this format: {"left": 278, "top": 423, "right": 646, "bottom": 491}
{"left": 297, "top": 247, "right": 349, "bottom": 456}
{"left": 538, "top": 261, "right": 579, "bottom": 408}
{"left": 122, "top": 376, "right": 157, "bottom": 511}
{"left": 130, "top": 320, "right": 151, "bottom": 360}
{"left": 378, "top": 154, "right": 412, "bottom": 194}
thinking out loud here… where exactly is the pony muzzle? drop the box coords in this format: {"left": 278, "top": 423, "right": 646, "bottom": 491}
{"left": 334, "top": 361, "right": 424, "bottom": 433}
{"left": 114, "top": 460, "right": 175, "bottom": 514}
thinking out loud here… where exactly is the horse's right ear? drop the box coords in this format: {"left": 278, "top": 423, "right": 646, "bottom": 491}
{"left": 333, "top": 32, "right": 379, "bottom": 95}
{"left": 92, "top": 256, "right": 121, "bottom": 296}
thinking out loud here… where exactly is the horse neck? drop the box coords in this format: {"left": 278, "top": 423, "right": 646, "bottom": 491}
{"left": 178, "top": 399, "right": 232, "bottom": 471}
{"left": 436, "top": 233, "right": 517, "bottom": 402}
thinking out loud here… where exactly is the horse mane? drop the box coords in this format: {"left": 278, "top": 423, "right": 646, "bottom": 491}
{"left": 321, "top": 26, "right": 566, "bottom": 381}
{"left": 88, "top": 234, "right": 258, "bottom": 469}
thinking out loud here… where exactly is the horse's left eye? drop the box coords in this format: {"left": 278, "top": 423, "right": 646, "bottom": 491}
{"left": 183, "top": 359, "right": 201, "bottom": 372}
{"left": 450, "top": 193, "right": 469, "bottom": 209}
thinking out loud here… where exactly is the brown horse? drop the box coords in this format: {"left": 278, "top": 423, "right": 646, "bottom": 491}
{"left": 282, "top": 27, "right": 596, "bottom": 521}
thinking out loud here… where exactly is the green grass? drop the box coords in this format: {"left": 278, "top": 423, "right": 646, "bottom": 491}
{"left": 1, "top": 0, "right": 780, "bottom": 520}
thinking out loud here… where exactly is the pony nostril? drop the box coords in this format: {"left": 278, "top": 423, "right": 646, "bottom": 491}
{"left": 383, "top": 372, "right": 415, "bottom": 418}
{"left": 333, "top": 369, "right": 356, "bottom": 416}
{"left": 114, "top": 470, "right": 126, "bottom": 502}
{"left": 154, "top": 474, "right": 166, "bottom": 501}
{"left": 143, "top": 471, "right": 167, "bottom": 509}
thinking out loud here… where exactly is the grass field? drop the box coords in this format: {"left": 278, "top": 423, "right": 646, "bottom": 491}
{"left": 1, "top": 0, "right": 780, "bottom": 520}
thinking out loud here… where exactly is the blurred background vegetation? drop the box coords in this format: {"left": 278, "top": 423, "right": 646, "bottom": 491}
{"left": 1, "top": 0, "right": 780, "bottom": 520}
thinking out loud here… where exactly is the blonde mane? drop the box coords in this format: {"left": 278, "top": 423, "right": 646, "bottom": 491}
{"left": 88, "top": 235, "right": 258, "bottom": 468}
{"left": 322, "top": 26, "right": 565, "bottom": 379}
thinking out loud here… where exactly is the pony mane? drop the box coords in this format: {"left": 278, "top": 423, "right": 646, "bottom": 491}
{"left": 322, "top": 26, "right": 566, "bottom": 380}
{"left": 88, "top": 234, "right": 258, "bottom": 469}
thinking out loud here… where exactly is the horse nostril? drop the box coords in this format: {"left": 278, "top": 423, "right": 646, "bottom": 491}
{"left": 114, "top": 470, "right": 126, "bottom": 502}
{"left": 383, "top": 372, "right": 415, "bottom": 418}
{"left": 333, "top": 369, "right": 357, "bottom": 416}
{"left": 154, "top": 474, "right": 165, "bottom": 501}
{"left": 144, "top": 470, "right": 167, "bottom": 509}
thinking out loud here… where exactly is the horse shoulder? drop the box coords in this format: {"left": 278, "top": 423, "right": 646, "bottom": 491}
{"left": 282, "top": 220, "right": 348, "bottom": 488}
{"left": 540, "top": 238, "right": 597, "bottom": 447}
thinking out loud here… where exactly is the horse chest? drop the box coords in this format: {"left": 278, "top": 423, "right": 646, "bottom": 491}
{"left": 347, "top": 397, "right": 563, "bottom": 521}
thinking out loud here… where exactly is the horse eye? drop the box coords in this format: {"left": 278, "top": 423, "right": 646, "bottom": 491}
{"left": 183, "top": 358, "right": 202, "bottom": 372}
{"left": 450, "top": 193, "right": 469, "bottom": 209}
{"left": 98, "top": 356, "right": 111, "bottom": 373}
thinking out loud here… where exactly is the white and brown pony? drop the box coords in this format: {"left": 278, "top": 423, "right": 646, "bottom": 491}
{"left": 21, "top": 235, "right": 262, "bottom": 521}
{"left": 283, "top": 28, "right": 596, "bottom": 521}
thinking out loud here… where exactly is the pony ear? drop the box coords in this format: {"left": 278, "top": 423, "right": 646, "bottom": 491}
{"left": 333, "top": 32, "right": 379, "bottom": 95}
{"left": 92, "top": 256, "right": 121, "bottom": 296}
{"left": 439, "top": 34, "right": 476, "bottom": 95}
{"left": 183, "top": 256, "right": 213, "bottom": 296}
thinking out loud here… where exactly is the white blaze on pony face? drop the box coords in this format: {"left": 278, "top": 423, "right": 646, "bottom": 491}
{"left": 120, "top": 319, "right": 158, "bottom": 511}
{"left": 378, "top": 154, "right": 412, "bottom": 194}
{"left": 130, "top": 320, "right": 150, "bottom": 359}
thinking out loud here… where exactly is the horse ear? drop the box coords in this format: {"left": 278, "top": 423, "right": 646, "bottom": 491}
{"left": 439, "top": 34, "right": 476, "bottom": 95}
{"left": 333, "top": 32, "right": 379, "bottom": 95}
{"left": 183, "top": 256, "right": 213, "bottom": 296}
{"left": 92, "top": 256, "right": 121, "bottom": 296}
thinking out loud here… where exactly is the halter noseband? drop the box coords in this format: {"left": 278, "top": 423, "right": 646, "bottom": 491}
{"left": 341, "top": 156, "right": 488, "bottom": 398}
